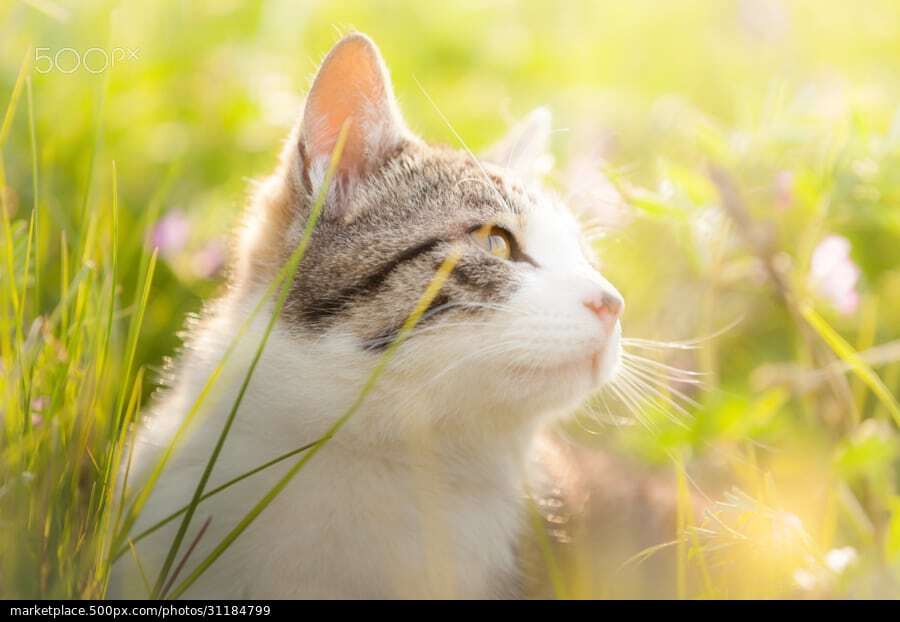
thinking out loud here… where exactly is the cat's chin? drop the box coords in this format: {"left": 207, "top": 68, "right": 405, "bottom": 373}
{"left": 510, "top": 326, "right": 622, "bottom": 390}
{"left": 500, "top": 347, "right": 621, "bottom": 423}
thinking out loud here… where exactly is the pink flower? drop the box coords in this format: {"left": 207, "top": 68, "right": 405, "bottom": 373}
{"left": 192, "top": 238, "right": 227, "bottom": 279}
{"left": 151, "top": 209, "right": 191, "bottom": 258}
{"left": 808, "top": 235, "right": 860, "bottom": 315}
{"left": 30, "top": 396, "right": 47, "bottom": 427}
{"left": 774, "top": 171, "right": 794, "bottom": 211}
{"left": 738, "top": 0, "right": 789, "bottom": 42}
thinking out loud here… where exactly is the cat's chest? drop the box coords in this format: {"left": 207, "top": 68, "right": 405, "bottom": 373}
{"left": 291, "top": 449, "right": 526, "bottom": 597}
{"left": 169, "top": 442, "right": 528, "bottom": 599}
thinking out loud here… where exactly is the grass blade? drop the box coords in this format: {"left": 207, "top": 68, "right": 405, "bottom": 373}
{"left": 0, "top": 47, "right": 32, "bottom": 148}
{"left": 26, "top": 76, "right": 39, "bottom": 313}
{"left": 149, "top": 120, "right": 352, "bottom": 597}
{"left": 113, "top": 244, "right": 158, "bottom": 433}
{"left": 159, "top": 516, "right": 212, "bottom": 599}
{"left": 111, "top": 438, "right": 318, "bottom": 561}
{"left": 801, "top": 303, "right": 900, "bottom": 427}
{"left": 112, "top": 229, "right": 316, "bottom": 549}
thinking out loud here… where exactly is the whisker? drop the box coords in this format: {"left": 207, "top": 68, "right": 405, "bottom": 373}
{"left": 606, "top": 382, "right": 657, "bottom": 433}
{"left": 616, "top": 368, "right": 694, "bottom": 425}
{"left": 621, "top": 352, "right": 708, "bottom": 379}
{"left": 401, "top": 339, "right": 530, "bottom": 386}
{"left": 622, "top": 338, "right": 700, "bottom": 352}
{"left": 620, "top": 358, "right": 706, "bottom": 388}
{"left": 615, "top": 369, "right": 692, "bottom": 426}
{"left": 584, "top": 395, "right": 632, "bottom": 428}
{"left": 599, "top": 392, "right": 633, "bottom": 427}
{"left": 572, "top": 406, "right": 606, "bottom": 435}
{"left": 622, "top": 316, "right": 744, "bottom": 351}
{"left": 621, "top": 363, "right": 703, "bottom": 409}
{"left": 414, "top": 76, "right": 514, "bottom": 215}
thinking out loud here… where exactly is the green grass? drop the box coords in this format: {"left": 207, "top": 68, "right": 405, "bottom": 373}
{"left": 2, "top": 0, "right": 900, "bottom": 599}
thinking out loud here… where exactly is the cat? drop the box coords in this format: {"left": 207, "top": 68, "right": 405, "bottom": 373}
{"left": 111, "top": 32, "right": 630, "bottom": 599}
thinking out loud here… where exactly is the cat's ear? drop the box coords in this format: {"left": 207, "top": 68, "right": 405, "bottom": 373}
{"left": 482, "top": 107, "right": 554, "bottom": 178}
{"left": 295, "top": 33, "right": 409, "bottom": 215}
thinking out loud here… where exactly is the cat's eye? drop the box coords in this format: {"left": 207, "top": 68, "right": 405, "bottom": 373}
{"left": 471, "top": 226, "right": 513, "bottom": 260}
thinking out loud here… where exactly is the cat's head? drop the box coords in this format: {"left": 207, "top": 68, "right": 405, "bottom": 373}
{"left": 237, "top": 34, "right": 624, "bottom": 436}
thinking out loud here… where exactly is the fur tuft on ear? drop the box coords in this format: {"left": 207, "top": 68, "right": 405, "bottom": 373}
{"left": 482, "top": 107, "right": 554, "bottom": 178}
{"left": 295, "top": 33, "right": 410, "bottom": 217}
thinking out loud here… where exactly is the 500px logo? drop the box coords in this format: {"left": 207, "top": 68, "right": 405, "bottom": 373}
{"left": 34, "top": 47, "right": 140, "bottom": 74}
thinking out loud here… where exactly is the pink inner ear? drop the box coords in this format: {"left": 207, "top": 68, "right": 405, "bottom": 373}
{"left": 302, "top": 34, "right": 398, "bottom": 176}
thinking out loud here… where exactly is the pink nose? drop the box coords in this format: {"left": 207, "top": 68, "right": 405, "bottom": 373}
{"left": 583, "top": 291, "right": 624, "bottom": 323}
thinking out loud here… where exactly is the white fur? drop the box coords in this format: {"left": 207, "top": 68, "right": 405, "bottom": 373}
{"left": 110, "top": 180, "right": 623, "bottom": 599}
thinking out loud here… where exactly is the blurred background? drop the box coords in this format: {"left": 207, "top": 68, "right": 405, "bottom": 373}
{"left": 1, "top": 0, "right": 899, "bottom": 599}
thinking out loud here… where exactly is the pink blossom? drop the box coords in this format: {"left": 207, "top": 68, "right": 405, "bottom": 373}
{"left": 30, "top": 396, "right": 47, "bottom": 427}
{"left": 192, "top": 238, "right": 227, "bottom": 279}
{"left": 151, "top": 209, "right": 191, "bottom": 258}
{"left": 774, "top": 171, "right": 794, "bottom": 211}
{"left": 808, "top": 235, "right": 860, "bottom": 315}
{"left": 738, "top": 0, "right": 789, "bottom": 42}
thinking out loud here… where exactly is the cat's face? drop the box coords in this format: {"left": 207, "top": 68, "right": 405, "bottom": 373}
{"left": 239, "top": 34, "right": 623, "bottom": 435}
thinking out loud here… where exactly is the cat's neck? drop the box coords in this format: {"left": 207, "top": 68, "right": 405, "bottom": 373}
{"left": 327, "top": 417, "right": 537, "bottom": 484}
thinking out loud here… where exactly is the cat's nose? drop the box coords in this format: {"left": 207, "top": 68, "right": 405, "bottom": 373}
{"left": 583, "top": 290, "right": 624, "bottom": 324}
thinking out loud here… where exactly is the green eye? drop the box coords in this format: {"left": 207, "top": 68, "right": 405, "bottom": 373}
{"left": 471, "top": 226, "right": 513, "bottom": 260}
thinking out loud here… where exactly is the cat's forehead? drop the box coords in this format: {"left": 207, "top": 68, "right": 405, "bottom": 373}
{"left": 349, "top": 143, "right": 546, "bottom": 231}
